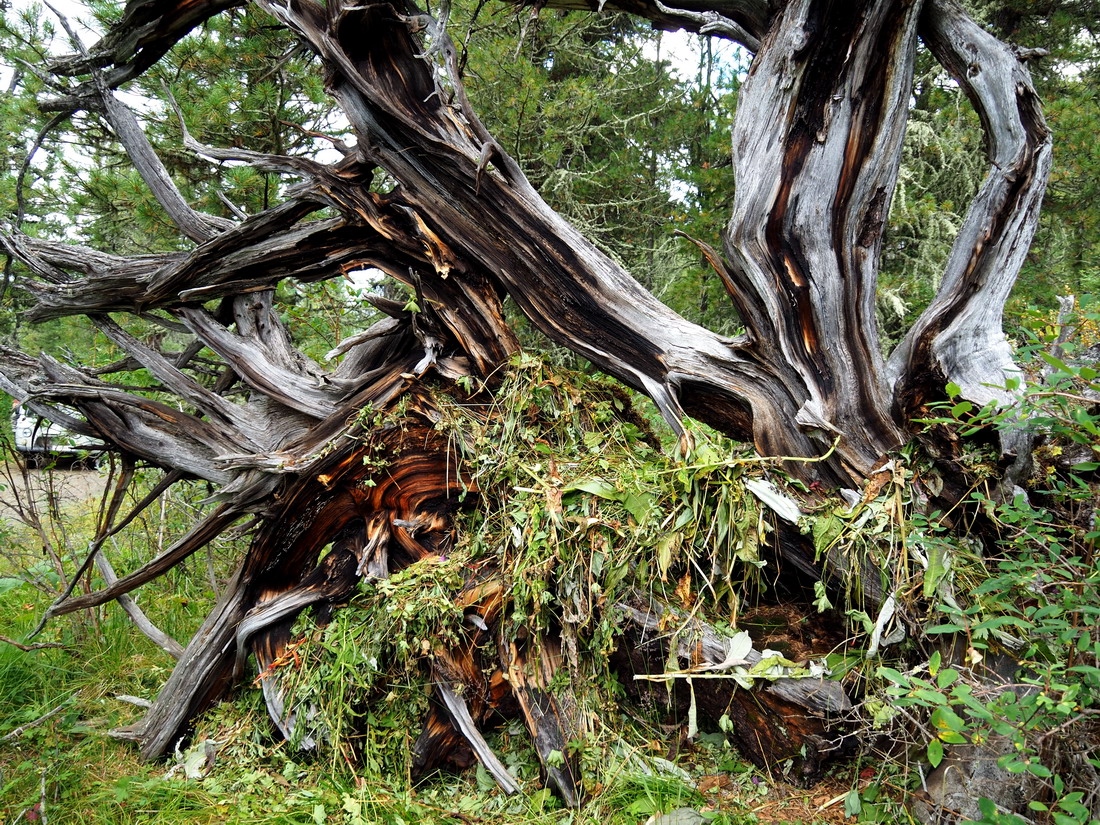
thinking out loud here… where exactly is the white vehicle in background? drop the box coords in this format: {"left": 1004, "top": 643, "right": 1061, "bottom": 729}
{"left": 10, "top": 400, "right": 106, "bottom": 464}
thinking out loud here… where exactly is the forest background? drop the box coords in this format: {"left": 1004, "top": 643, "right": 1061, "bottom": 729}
{"left": 0, "top": 0, "right": 1098, "bottom": 823}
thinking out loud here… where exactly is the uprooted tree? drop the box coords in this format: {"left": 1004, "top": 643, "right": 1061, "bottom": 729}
{"left": 0, "top": 0, "right": 1053, "bottom": 807}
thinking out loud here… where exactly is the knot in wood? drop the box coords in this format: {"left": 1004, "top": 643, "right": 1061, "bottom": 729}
{"left": 403, "top": 14, "right": 434, "bottom": 35}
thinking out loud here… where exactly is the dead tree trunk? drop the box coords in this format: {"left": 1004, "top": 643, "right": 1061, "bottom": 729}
{"left": 0, "top": 0, "right": 1050, "bottom": 798}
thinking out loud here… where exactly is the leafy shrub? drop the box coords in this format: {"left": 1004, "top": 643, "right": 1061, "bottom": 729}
{"left": 873, "top": 309, "right": 1100, "bottom": 825}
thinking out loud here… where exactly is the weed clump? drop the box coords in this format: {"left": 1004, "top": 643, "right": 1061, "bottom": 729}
{"left": 277, "top": 353, "right": 800, "bottom": 797}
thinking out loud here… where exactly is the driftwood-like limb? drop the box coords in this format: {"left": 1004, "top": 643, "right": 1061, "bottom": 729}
{"left": 123, "top": 561, "right": 250, "bottom": 755}
{"left": 44, "top": 0, "right": 244, "bottom": 107}
{"left": 174, "top": 304, "right": 346, "bottom": 420}
{"left": 47, "top": 504, "right": 241, "bottom": 617}
{"left": 890, "top": 0, "right": 1052, "bottom": 437}
{"left": 90, "top": 314, "right": 268, "bottom": 441}
{"left": 723, "top": 0, "right": 922, "bottom": 477}
{"left": 651, "top": 0, "right": 760, "bottom": 50}
{"left": 0, "top": 636, "right": 65, "bottom": 652}
{"left": 252, "top": 0, "right": 835, "bottom": 479}
{"left": 94, "top": 550, "right": 185, "bottom": 659}
{"left": 0, "top": 703, "right": 68, "bottom": 743}
{"left": 48, "top": 7, "right": 232, "bottom": 242}
{"left": 0, "top": 0, "right": 1054, "bottom": 796}
{"left": 435, "top": 681, "right": 520, "bottom": 795}
{"left": 0, "top": 348, "right": 103, "bottom": 438}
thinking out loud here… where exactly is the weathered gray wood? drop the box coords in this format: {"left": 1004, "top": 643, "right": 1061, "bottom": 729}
{"left": 51, "top": 11, "right": 232, "bottom": 243}
{"left": 724, "top": 0, "right": 920, "bottom": 475}
{"left": 132, "top": 562, "right": 251, "bottom": 759}
{"left": 436, "top": 680, "right": 520, "bottom": 795}
{"left": 0, "top": 0, "right": 1055, "bottom": 789}
{"left": 91, "top": 314, "right": 268, "bottom": 444}
{"left": 174, "top": 305, "right": 345, "bottom": 420}
{"left": 889, "top": 0, "right": 1052, "bottom": 446}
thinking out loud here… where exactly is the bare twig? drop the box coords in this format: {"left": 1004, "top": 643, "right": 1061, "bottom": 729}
{"left": 114, "top": 694, "right": 153, "bottom": 709}
{"left": 0, "top": 635, "right": 64, "bottom": 652}
{"left": 0, "top": 702, "right": 67, "bottom": 743}
{"left": 45, "top": 1, "right": 231, "bottom": 242}
{"left": 650, "top": 0, "right": 760, "bottom": 50}
{"left": 29, "top": 469, "right": 183, "bottom": 638}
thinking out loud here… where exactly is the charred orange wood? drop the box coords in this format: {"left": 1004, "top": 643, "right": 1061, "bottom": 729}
{"left": 243, "top": 421, "right": 468, "bottom": 741}
{"left": 235, "top": 546, "right": 360, "bottom": 677}
{"left": 412, "top": 702, "right": 477, "bottom": 777}
{"left": 136, "top": 415, "right": 470, "bottom": 758}
{"left": 501, "top": 632, "right": 585, "bottom": 807}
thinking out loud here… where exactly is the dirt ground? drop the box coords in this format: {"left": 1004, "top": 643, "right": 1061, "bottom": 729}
{"left": 0, "top": 462, "right": 109, "bottom": 525}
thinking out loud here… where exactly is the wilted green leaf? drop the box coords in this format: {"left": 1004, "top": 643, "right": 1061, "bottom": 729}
{"left": 844, "top": 789, "right": 862, "bottom": 816}
{"left": 565, "top": 478, "right": 620, "bottom": 500}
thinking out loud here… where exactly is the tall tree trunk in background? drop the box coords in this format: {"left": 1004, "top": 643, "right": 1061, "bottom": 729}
{"left": 0, "top": 0, "right": 1049, "bottom": 795}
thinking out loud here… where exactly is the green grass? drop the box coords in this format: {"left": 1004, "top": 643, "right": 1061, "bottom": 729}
{"left": 0, "top": 567, "right": 831, "bottom": 825}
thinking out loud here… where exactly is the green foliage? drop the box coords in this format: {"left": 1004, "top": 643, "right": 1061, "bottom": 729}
{"left": 274, "top": 355, "right": 805, "bottom": 794}
{"left": 0, "top": 5, "right": 69, "bottom": 234}
{"left": 1024, "top": 82, "right": 1100, "bottom": 310}
{"left": 0, "top": 577, "right": 217, "bottom": 823}
{"left": 441, "top": 353, "right": 782, "bottom": 627}
{"left": 280, "top": 553, "right": 466, "bottom": 768}
{"left": 459, "top": 12, "right": 743, "bottom": 335}
{"left": 880, "top": 79, "right": 985, "bottom": 344}
{"left": 869, "top": 323, "right": 1100, "bottom": 825}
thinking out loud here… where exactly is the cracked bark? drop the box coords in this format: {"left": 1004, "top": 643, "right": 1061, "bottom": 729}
{"left": 0, "top": 0, "right": 1049, "bottom": 797}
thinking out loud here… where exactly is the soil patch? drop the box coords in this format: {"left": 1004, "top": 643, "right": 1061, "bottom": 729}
{"left": 0, "top": 463, "right": 108, "bottom": 525}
